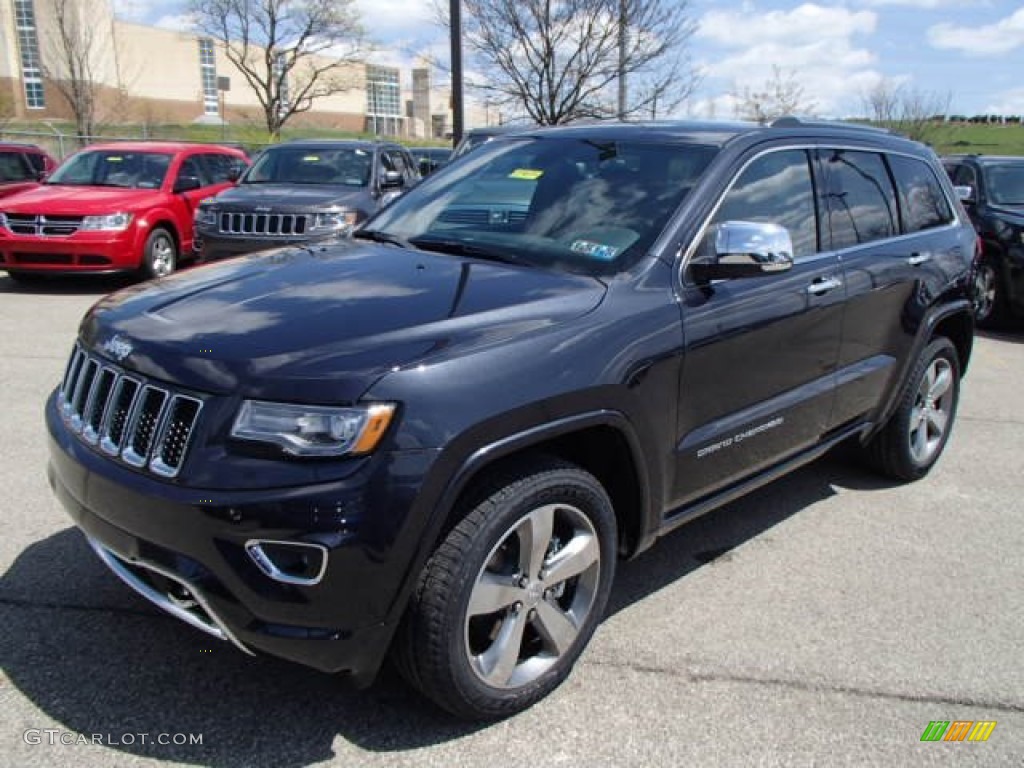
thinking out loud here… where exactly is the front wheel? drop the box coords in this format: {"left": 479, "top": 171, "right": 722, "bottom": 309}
{"left": 865, "top": 336, "right": 960, "bottom": 482}
{"left": 393, "top": 458, "right": 617, "bottom": 719}
{"left": 972, "top": 255, "right": 1009, "bottom": 329}
{"left": 140, "top": 227, "right": 177, "bottom": 279}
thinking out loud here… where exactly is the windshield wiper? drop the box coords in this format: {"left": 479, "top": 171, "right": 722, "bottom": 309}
{"left": 407, "top": 236, "right": 521, "bottom": 264}
{"left": 352, "top": 229, "right": 411, "bottom": 248}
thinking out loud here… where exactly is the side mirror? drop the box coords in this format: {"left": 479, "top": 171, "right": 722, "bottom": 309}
{"left": 954, "top": 185, "right": 975, "bottom": 204}
{"left": 380, "top": 170, "right": 404, "bottom": 189}
{"left": 174, "top": 175, "right": 202, "bottom": 193}
{"left": 690, "top": 221, "right": 795, "bottom": 282}
{"left": 227, "top": 166, "right": 242, "bottom": 182}
{"left": 418, "top": 158, "right": 433, "bottom": 176}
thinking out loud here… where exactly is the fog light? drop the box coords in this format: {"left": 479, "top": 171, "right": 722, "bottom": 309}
{"left": 245, "top": 540, "right": 328, "bottom": 586}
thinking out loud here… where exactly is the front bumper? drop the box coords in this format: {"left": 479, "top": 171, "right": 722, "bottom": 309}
{"left": 0, "top": 230, "right": 138, "bottom": 272}
{"left": 46, "top": 391, "right": 439, "bottom": 685}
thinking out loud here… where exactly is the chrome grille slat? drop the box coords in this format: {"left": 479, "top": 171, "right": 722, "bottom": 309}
{"left": 218, "top": 211, "right": 308, "bottom": 236}
{"left": 58, "top": 344, "right": 202, "bottom": 478}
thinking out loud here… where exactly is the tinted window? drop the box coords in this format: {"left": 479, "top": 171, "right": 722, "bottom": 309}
{"left": 245, "top": 147, "right": 372, "bottom": 186}
{"left": 46, "top": 150, "right": 172, "bottom": 188}
{"left": 984, "top": 163, "right": 1024, "bottom": 205}
{"left": 365, "top": 137, "right": 718, "bottom": 276}
{"left": 888, "top": 154, "right": 954, "bottom": 232}
{"left": 200, "top": 153, "right": 243, "bottom": 184}
{"left": 0, "top": 151, "right": 34, "bottom": 181}
{"left": 711, "top": 149, "right": 818, "bottom": 259}
{"left": 177, "top": 156, "right": 208, "bottom": 187}
{"left": 23, "top": 151, "right": 47, "bottom": 175}
{"left": 822, "top": 150, "right": 897, "bottom": 249}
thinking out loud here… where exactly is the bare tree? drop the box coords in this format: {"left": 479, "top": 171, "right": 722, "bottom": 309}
{"left": 732, "top": 66, "right": 815, "bottom": 125}
{"left": 42, "top": 0, "right": 100, "bottom": 144}
{"left": 188, "top": 0, "right": 367, "bottom": 140}
{"left": 440, "top": 0, "right": 699, "bottom": 125}
{"left": 861, "top": 78, "right": 951, "bottom": 145}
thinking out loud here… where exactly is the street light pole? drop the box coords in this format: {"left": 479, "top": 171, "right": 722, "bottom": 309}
{"left": 450, "top": 0, "right": 464, "bottom": 147}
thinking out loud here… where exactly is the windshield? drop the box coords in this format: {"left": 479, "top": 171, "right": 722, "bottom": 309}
{"left": 364, "top": 136, "right": 718, "bottom": 276}
{"left": 47, "top": 150, "right": 172, "bottom": 188}
{"left": 985, "top": 163, "right": 1024, "bottom": 205}
{"left": 244, "top": 147, "right": 372, "bottom": 186}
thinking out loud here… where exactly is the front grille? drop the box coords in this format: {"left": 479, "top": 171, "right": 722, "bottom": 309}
{"left": 218, "top": 212, "right": 309, "bottom": 236}
{"left": 59, "top": 344, "right": 203, "bottom": 478}
{"left": 5, "top": 214, "right": 83, "bottom": 236}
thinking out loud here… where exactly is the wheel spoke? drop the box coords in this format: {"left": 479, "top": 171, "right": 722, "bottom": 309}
{"left": 468, "top": 572, "right": 525, "bottom": 617}
{"left": 518, "top": 505, "right": 555, "bottom": 578}
{"left": 912, "top": 419, "right": 928, "bottom": 459}
{"left": 477, "top": 608, "right": 528, "bottom": 686}
{"left": 542, "top": 531, "right": 599, "bottom": 586}
{"left": 929, "top": 364, "right": 952, "bottom": 400}
{"left": 927, "top": 408, "right": 948, "bottom": 437}
{"left": 910, "top": 405, "right": 926, "bottom": 430}
{"left": 533, "top": 599, "right": 580, "bottom": 656}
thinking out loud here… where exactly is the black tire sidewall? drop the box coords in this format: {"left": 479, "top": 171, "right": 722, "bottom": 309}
{"left": 415, "top": 462, "right": 617, "bottom": 719}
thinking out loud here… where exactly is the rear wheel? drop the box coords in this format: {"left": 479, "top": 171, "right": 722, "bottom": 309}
{"left": 865, "top": 336, "right": 960, "bottom": 482}
{"left": 393, "top": 458, "right": 616, "bottom": 720}
{"left": 141, "top": 228, "right": 177, "bottom": 279}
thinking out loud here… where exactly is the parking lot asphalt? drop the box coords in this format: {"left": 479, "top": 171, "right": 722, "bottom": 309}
{"left": 1, "top": 274, "right": 1022, "bottom": 767}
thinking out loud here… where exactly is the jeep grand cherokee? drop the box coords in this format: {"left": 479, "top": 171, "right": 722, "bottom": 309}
{"left": 47, "top": 119, "right": 976, "bottom": 719}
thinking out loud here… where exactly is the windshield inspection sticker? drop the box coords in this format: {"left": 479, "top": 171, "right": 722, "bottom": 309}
{"left": 570, "top": 239, "right": 620, "bottom": 261}
{"left": 509, "top": 169, "right": 544, "bottom": 180}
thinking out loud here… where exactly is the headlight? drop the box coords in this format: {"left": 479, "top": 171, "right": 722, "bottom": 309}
{"left": 230, "top": 400, "right": 395, "bottom": 457}
{"left": 310, "top": 209, "right": 359, "bottom": 232}
{"left": 194, "top": 206, "right": 217, "bottom": 226}
{"left": 81, "top": 212, "right": 133, "bottom": 231}
{"left": 0, "top": 212, "right": 7, "bottom": 230}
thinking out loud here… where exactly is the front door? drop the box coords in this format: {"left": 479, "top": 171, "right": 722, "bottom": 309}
{"left": 672, "top": 148, "right": 844, "bottom": 508}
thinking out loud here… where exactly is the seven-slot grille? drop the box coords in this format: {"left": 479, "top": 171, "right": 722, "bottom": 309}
{"left": 218, "top": 212, "right": 309, "bottom": 236}
{"left": 59, "top": 344, "right": 203, "bottom": 478}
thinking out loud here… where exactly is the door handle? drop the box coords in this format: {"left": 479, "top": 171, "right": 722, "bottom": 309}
{"left": 806, "top": 276, "right": 843, "bottom": 295}
{"left": 907, "top": 252, "right": 932, "bottom": 266}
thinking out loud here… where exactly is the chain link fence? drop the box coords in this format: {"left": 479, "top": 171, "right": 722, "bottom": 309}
{"left": 0, "top": 127, "right": 269, "bottom": 161}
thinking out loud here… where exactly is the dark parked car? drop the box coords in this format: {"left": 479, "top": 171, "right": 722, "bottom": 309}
{"left": 410, "top": 146, "right": 452, "bottom": 176}
{"left": 450, "top": 124, "right": 530, "bottom": 161}
{"left": 942, "top": 154, "right": 1024, "bottom": 327}
{"left": 0, "top": 142, "right": 57, "bottom": 199}
{"left": 193, "top": 139, "right": 419, "bottom": 261}
{"left": 48, "top": 119, "right": 975, "bottom": 720}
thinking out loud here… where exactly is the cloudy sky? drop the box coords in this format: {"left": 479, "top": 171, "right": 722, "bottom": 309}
{"left": 113, "top": 0, "right": 1024, "bottom": 119}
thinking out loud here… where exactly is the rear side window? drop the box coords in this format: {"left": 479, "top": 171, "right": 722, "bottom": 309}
{"left": 888, "top": 155, "right": 954, "bottom": 233}
{"left": 200, "top": 153, "right": 244, "bottom": 184}
{"left": 0, "top": 151, "right": 34, "bottom": 182}
{"left": 711, "top": 149, "right": 819, "bottom": 259}
{"left": 821, "top": 150, "right": 897, "bottom": 250}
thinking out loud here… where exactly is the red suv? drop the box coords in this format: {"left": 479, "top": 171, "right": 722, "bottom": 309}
{"left": 0, "top": 142, "right": 58, "bottom": 200}
{"left": 0, "top": 142, "right": 247, "bottom": 282}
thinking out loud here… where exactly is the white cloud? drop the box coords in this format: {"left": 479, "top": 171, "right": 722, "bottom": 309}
{"left": 694, "top": 4, "right": 881, "bottom": 117}
{"left": 154, "top": 13, "right": 194, "bottom": 32}
{"left": 928, "top": 8, "right": 1024, "bottom": 56}
{"left": 698, "top": 4, "right": 876, "bottom": 47}
{"left": 112, "top": 0, "right": 159, "bottom": 22}
{"left": 858, "top": 0, "right": 976, "bottom": 7}
{"left": 353, "top": 0, "right": 439, "bottom": 44}
{"left": 985, "top": 87, "right": 1024, "bottom": 116}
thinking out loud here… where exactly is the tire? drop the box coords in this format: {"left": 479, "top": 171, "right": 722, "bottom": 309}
{"left": 865, "top": 336, "right": 960, "bottom": 482}
{"left": 140, "top": 227, "right": 177, "bottom": 279}
{"left": 972, "top": 255, "right": 1009, "bottom": 329}
{"left": 393, "top": 457, "right": 617, "bottom": 720}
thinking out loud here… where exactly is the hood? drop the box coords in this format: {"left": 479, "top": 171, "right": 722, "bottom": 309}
{"left": 211, "top": 184, "right": 373, "bottom": 211}
{"left": 79, "top": 240, "right": 606, "bottom": 402}
{"left": 987, "top": 203, "right": 1024, "bottom": 223}
{"left": 1, "top": 184, "right": 163, "bottom": 213}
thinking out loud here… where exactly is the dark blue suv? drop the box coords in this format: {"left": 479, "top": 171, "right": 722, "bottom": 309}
{"left": 48, "top": 119, "right": 976, "bottom": 719}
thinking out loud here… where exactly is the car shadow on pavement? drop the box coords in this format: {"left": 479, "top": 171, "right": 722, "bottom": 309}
{"left": 0, "top": 274, "right": 136, "bottom": 296}
{"left": 1, "top": 454, "right": 889, "bottom": 765}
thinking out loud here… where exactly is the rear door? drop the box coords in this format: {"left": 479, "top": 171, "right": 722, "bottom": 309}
{"left": 673, "top": 147, "right": 844, "bottom": 507}
{"left": 824, "top": 148, "right": 961, "bottom": 428}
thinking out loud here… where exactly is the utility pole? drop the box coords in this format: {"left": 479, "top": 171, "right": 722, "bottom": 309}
{"left": 617, "top": 0, "right": 627, "bottom": 119}
{"left": 450, "top": 0, "right": 464, "bottom": 146}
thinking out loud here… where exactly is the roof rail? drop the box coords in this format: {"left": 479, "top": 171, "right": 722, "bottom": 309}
{"left": 770, "top": 116, "right": 895, "bottom": 134}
